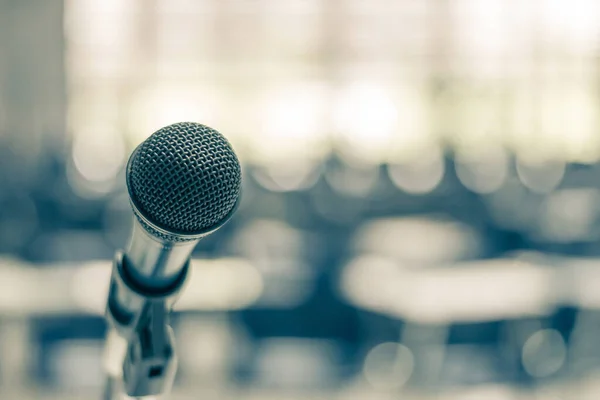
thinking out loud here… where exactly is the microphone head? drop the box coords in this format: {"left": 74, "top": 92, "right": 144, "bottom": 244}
{"left": 126, "top": 122, "right": 241, "bottom": 240}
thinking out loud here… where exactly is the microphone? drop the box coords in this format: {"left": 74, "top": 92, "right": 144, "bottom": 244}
{"left": 104, "top": 122, "right": 241, "bottom": 398}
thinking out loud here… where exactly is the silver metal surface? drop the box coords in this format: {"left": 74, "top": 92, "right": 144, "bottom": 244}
{"left": 125, "top": 217, "right": 199, "bottom": 290}
{"left": 122, "top": 302, "right": 177, "bottom": 397}
{"left": 104, "top": 252, "right": 185, "bottom": 400}
{"left": 103, "top": 190, "right": 231, "bottom": 400}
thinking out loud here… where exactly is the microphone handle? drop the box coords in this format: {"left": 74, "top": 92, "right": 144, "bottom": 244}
{"left": 125, "top": 218, "right": 199, "bottom": 290}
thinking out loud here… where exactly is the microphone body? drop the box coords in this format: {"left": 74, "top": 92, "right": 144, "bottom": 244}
{"left": 107, "top": 213, "right": 209, "bottom": 339}
{"left": 126, "top": 219, "right": 198, "bottom": 289}
{"left": 102, "top": 122, "right": 242, "bottom": 398}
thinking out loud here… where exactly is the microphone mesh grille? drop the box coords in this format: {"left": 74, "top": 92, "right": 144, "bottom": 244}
{"left": 128, "top": 122, "right": 241, "bottom": 234}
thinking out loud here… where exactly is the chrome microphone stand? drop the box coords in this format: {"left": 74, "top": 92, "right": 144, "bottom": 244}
{"left": 122, "top": 301, "right": 177, "bottom": 397}
{"left": 102, "top": 250, "right": 188, "bottom": 399}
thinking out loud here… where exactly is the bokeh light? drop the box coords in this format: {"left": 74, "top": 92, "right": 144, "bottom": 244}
{"left": 542, "top": 0, "right": 600, "bottom": 53}
{"left": 333, "top": 82, "right": 397, "bottom": 164}
{"left": 455, "top": 145, "right": 509, "bottom": 194}
{"left": 71, "top": 129, "right": 126, "bottom": 184}
{"left": 388, "top": 145, "right": 445, "bottom": 194}
{"left": 253, "top": 82, "right": 330, "bottom": 166}
{"left": 516, "top": 157, "right": 565, "bottom": 194}
{"left": 353, "top": 217, "right": 482, "bottom": 264}
{"left": 6, "top": 0, "right": 600, "bottom": 398}
{"left": 522, "top": 329, "right": 567, "bottom": 378}
{"left": 363, "top": 342, "right": 414, "bottom": 390}
{"left": 128, "top": 83, "right": 222, "bottom": 144}
{"left": 537, "top": 189, "right": 600, "bottom": 243}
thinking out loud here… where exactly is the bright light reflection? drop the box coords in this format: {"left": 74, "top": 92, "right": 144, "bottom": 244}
{"left": 65, "top": 0, "right": 137, "bottom": 47}
{"left": 387, "top": 85, "right": 432, "bottom": 163}
{"left": 516, "top": 157, "right": 565, "bottom": 193}
{"left": 177, "top": 258, "right": 263, "bottom": 311}
{"left": 128, "top": 84, "right": 221, "bottom": 144}
{"left": 341, "top": 258, "right": 553, "bottom": 324}
{"left": 455, "top": 145, "right": 508, "bottom": 194}
{"left": 567, "top": 258, "right": 600, "bottom": 308}
{"left": 538, "top": 189, "right": 599, "bottom": 243}
{"left": 363, "top": 342, "right": 414, "bottom": 390}
{"left": 0, "top": 263, "right": 37, "bottom": 314}
{"left": 522, "top": 329, "right": 566, "bottom": 378}
{"left": 231, "top": 219, "right": 306, "bottom": 262}
{"left": 68, "top": 89, "right": 121, "bottom": 136}
{"left": 252, "top": 162, "right": 321, "bottom": 192}
{"left": 451, "top": 87, "right": 504, "bottom": 153}
{"left": 50, "top": 340, "right": 104, "bottom": 388}
{"left": 512, "top": 81, "right": 600, "bottom": 163}
{"left": 325, "top": 162, "right": 379, "bottom": 197}
{"left": 340, "top": 255, "right": 402, "bottom": 313}
{"left": 354, "top": 217, "right": 480, "bottom": 264}
{"left": 445, "top": 385, "right": 519, "bottom": 400}
{"left": 561, "top": 86, "right": 600, "bottom": 163}
{"left": 252, "top": 82, "right": 330, "bottom": 166}
{"left": 70, "top": 261, "right": 112, "bottom": 314}
{"left": 156, "top": 0, "right": 213, "bottom": 14}
{"left": 453, "top": 0, "right": 507, "bottom": 57}
{"left": 72, "top": 129, "right": 126, "bottom": 183}
{"left": 333, "top": 82, "right": 397, "bottom": 164}
{"left": 388, "top": 145, "right": 445, "bottom": 194}
{"left": 543, "top": 0, "right": 600, "bottom": 53}
{"left": 103, "top": 330, "right": 127, "bottom": 378}
{"left": 452, "top": 0, "right": 535, "bottom": 78}
{"left": 537, "top": 83, "right": 586, "bottom": 163}
{"left": 406, "top": 262, "right": 552, "bottom": 323}
{"left": 66, "top": 0, "right": 136, "bottom": 15}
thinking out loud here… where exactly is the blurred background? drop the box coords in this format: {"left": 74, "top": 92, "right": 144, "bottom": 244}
{"left": 2, "top": 0, "right": 600, "bottom": 398}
